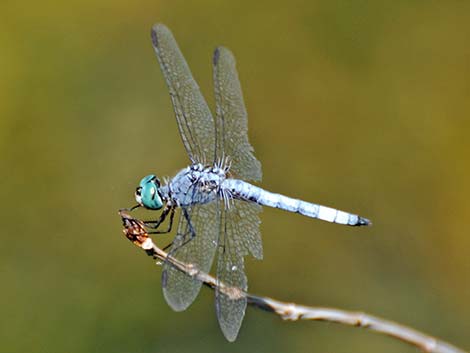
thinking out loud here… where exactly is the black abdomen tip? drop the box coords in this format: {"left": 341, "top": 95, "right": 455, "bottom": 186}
{"left": 357, "top": 217, "right": 372, "bottom": 226}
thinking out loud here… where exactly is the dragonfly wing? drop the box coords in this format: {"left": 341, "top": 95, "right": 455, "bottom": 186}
{"left": 215, "top": 199, "right": 262, "bottom": 342}
{"left": 162, "top": 200, "right": 220, "bottom": 311}
{"left": 151, "top": 24, "right": 216, "bottom": 164}
{"left": 213, "top": 47, "right": 262, "bottom": 181}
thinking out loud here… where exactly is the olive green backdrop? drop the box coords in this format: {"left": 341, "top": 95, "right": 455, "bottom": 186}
{"left": 1, "top": 1, "right": 469, "bottom": 352}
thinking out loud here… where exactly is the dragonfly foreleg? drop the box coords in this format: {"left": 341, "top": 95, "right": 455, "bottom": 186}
{"left": 144, "top": 202, "right": 175, "bottom": 234}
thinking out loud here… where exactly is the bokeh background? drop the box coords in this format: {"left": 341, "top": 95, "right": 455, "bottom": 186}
{"left": 1, "top": 0, "right": 469, "bottom": 352}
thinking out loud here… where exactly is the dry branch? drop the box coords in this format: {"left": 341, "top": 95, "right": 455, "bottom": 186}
{"left": 119, "top": 210, "right": 467, "bottom": 353}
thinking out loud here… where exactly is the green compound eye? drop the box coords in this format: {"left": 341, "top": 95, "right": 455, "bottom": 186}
{"left": 135, "top": 175, "right": 163, "bottom": 210}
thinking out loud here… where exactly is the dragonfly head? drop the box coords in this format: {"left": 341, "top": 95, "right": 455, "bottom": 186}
{"left": 135, "top": 175, "right": 163, "bottom": 210}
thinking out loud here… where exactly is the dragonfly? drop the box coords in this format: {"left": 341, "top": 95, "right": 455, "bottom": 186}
{"left": 125, "top": 23, "right": 371, "bottom": 342}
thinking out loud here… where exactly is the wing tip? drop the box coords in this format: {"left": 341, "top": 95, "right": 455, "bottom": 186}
{"left": 150, "top": 23, "right": 168, "bottom": 48}
{"left": 162, "top": 275, "right": 200, "bottom": 312}
{"left": 216, "top": 297, "right": 246, "bottom": 342}
{"left": 213, "top": 47, "right": 221, "bottom": 65}
{"left": 213, "top": 46, "right": 236, "bottom": 66}
{"left": 223, "top": 331, "right": 238, "bottom": 343}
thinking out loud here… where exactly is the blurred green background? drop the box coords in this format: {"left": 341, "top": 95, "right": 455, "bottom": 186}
{"left": 1, "top": 0, "right": 469, "bottom": 352}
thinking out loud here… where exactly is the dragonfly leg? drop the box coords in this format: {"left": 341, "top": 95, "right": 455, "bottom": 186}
{"left": 182, "top": 207, "right": 196, "bottom": 240}
{"left": 162, "top": 242, "right": 173, "bottom": 251}
{"left": 168, "top": 207, "right": 196, "bottom": 253}
{"left": 144, "top": 203, "right": 175, "bottom": 234}
{"left": 119, "top": 205, "right": 140, "bottom": 212}
{"left": 148, "top": 208, "right": 175, "bottom": 234}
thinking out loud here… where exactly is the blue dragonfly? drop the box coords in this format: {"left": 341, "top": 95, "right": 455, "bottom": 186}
{"left": 127, "top": 23, "right": 370, "bottom": 341}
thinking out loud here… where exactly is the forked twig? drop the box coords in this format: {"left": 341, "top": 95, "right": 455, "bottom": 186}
{"left": 119, "top": 210, "right": 467, "bottom": 353}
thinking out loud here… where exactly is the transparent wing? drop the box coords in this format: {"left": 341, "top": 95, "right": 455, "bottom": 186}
{"left": 213, "top": 47, "right": 262, "bottom": 181}
{"left": 215, "top": 200, "right": 263, "bottom": 342}
{"left": 162, "top": 200, "right": 220, "bottom": 311}
{"left": 151, "top": 23, "right": 216, "bottom": 164}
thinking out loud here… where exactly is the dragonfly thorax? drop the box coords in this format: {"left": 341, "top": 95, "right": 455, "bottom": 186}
{"left": 135, "top": 174, "right": 164, "bottom": 210}
{"left": 168, "top": 163, "right": 227, "bottom": 207}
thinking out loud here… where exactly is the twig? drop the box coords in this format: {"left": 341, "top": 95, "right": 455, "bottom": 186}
{"left": 119, "top": 210, "right": 467, "bottom": 353}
